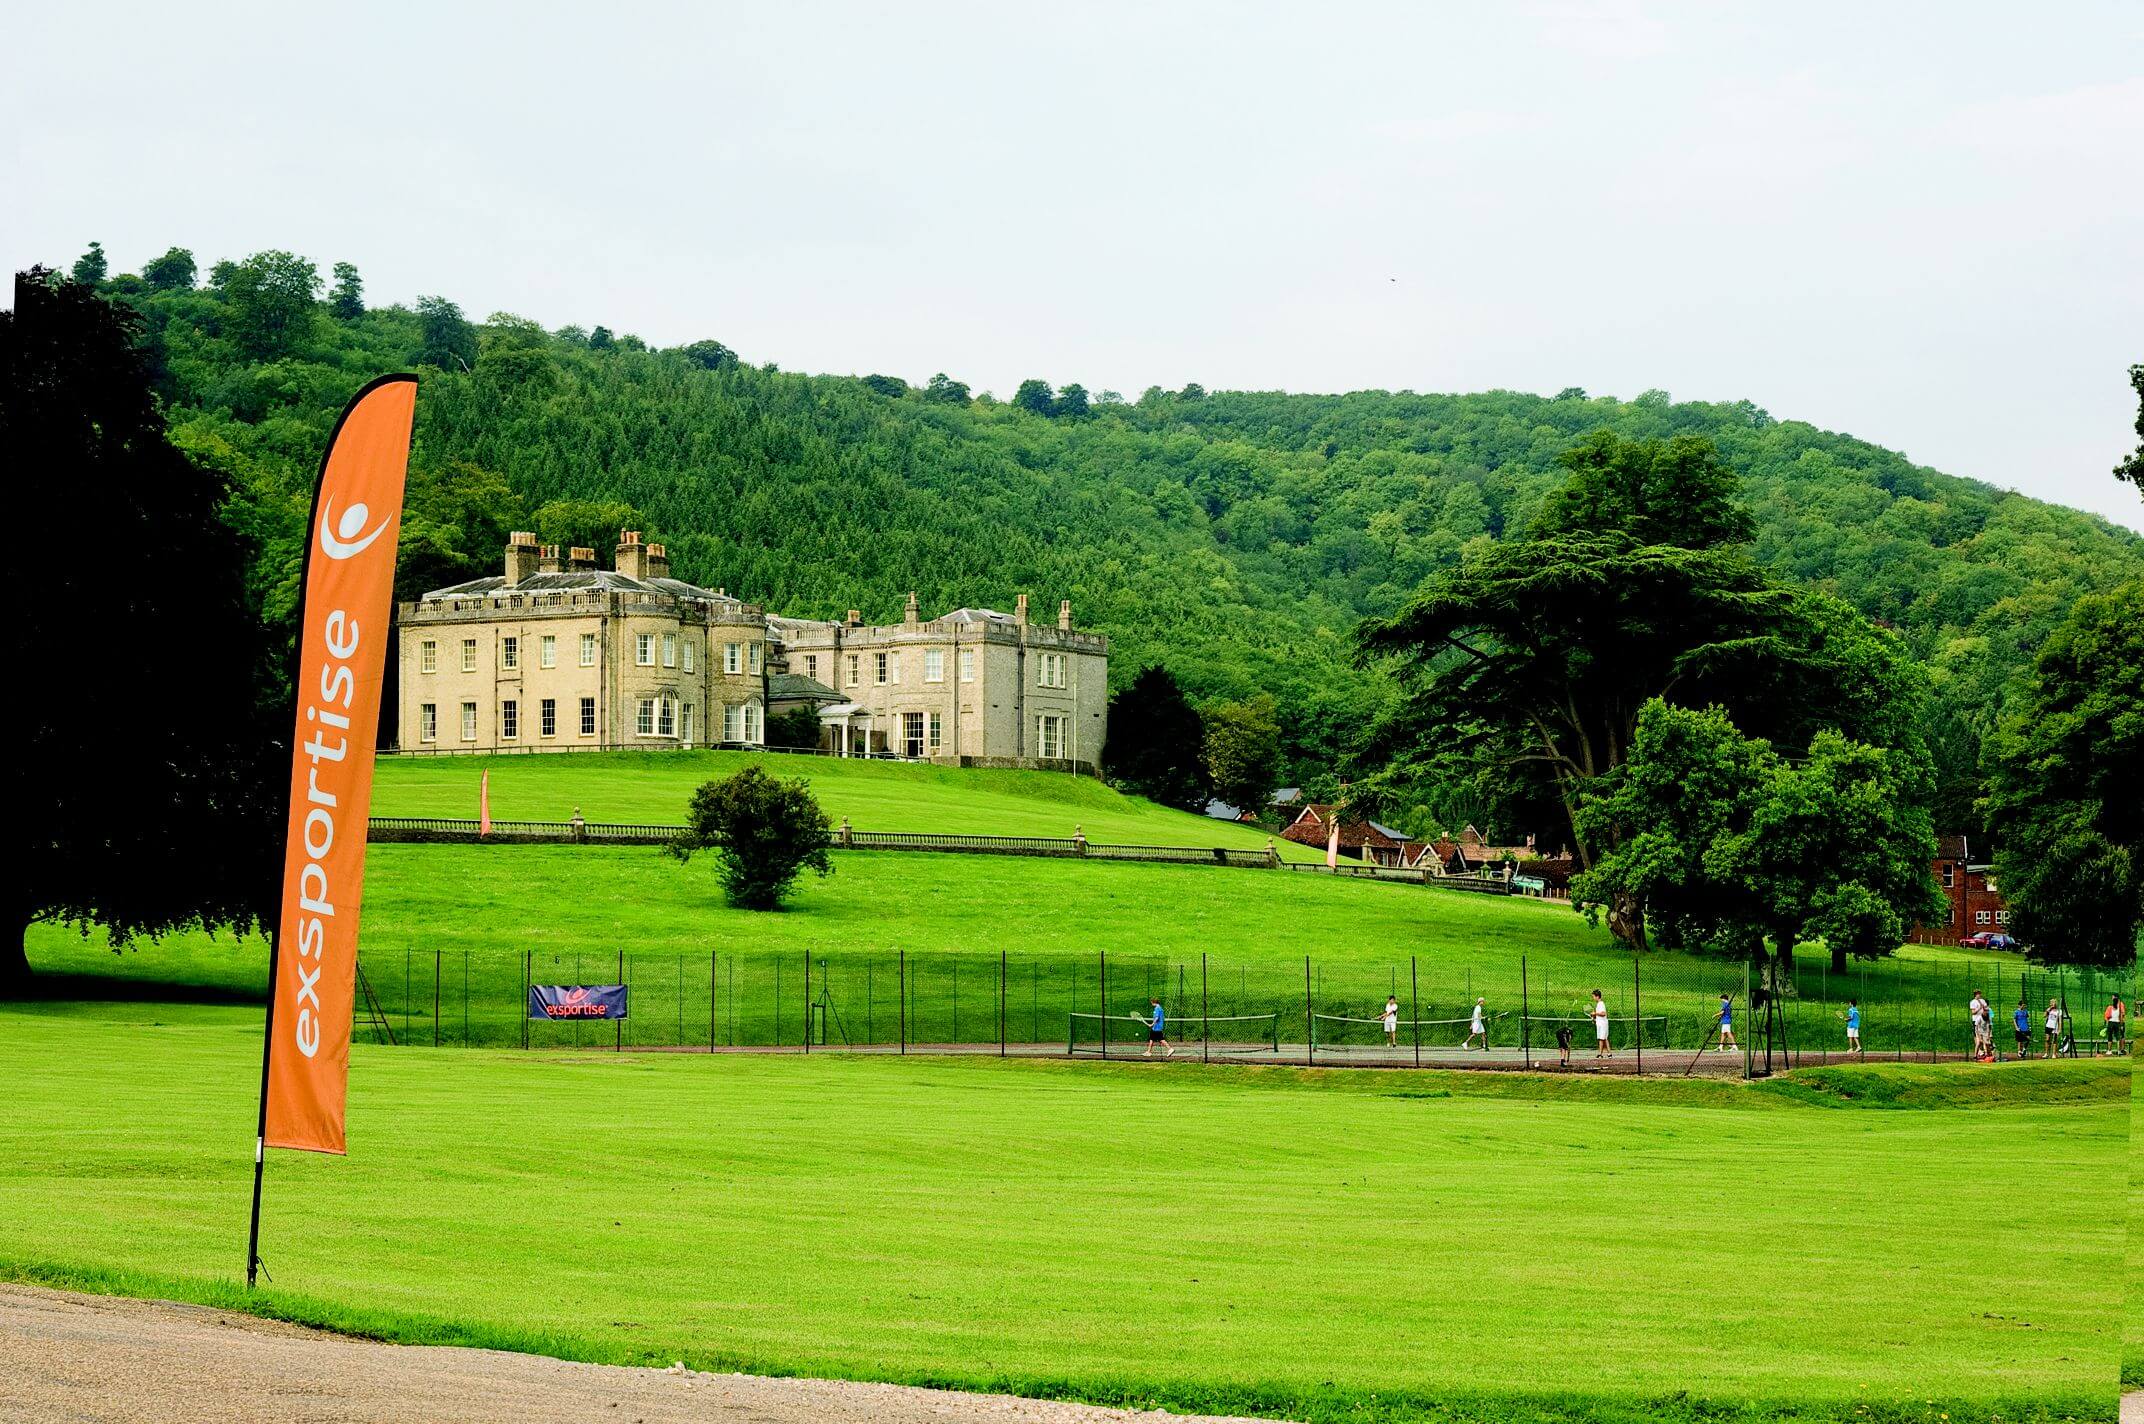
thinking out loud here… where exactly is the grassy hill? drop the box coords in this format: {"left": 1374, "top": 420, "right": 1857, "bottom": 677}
{"left": 25, "top": 833, "right": 2115, "bottom": 1056}
{"left": 0, "top": 1005, "right": 2124, "bottom": 1422}
{"left": 371, "top": 749, "right": 1316, "bottom": 852}
{"left": 81, "top": 252, "right": 2144, "bottom": 811}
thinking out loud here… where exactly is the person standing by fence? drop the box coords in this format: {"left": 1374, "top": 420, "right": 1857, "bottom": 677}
{"left": 1590, "top": 990, "right": 1611, "bottom": 1059}
{"left": 1382, "top": 995, "right": 1400, "bottom": 1048}
{"left": 1463, "top": 997, "right": 1488, "bottom": 1051}
{"left": 2104, "top": 995, "right": 2126, "bottom": 1056}
{"left": 2044, "top": 999, "right": 2063, "bottom": 1059}
{"left": 1843, "top": 999, "right": 1862, "bottom": 1058}
{"left": 1717, "top": 993, "right": 1737, "bottom": 1053}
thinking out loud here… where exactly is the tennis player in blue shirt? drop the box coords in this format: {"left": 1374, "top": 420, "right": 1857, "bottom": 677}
{"left": 1717, "top": 994, "right": 1738, "bottom": 1052}
{"left": 1843, "top": 999, "right": 1862, "bottom": 1057}
{"left": 1143, "top": 999, "right": 1173, "bottom": 1059}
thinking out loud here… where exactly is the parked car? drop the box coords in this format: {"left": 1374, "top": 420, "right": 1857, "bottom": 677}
{"left": 1958, "top": 931, "right": 2020, "bottom": 950}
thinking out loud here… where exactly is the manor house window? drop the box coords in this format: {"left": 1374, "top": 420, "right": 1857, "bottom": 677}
{"left": 636, "top": 634, "right": 654, "bottom": 667}
{"left": 682, "top": 640, "right": 695, "bottom": 673}
{"left": 750, "top": 642, "right": 763, "bottom": 675}
{"left": 924, "top": 649, "right": 944, "bottom": 682}
{"left": 959, "top": 648, "right": 975, "bottom": 682}
{"left": 419, "top": 703, "right": 437, "bottom": 742}
{"left": 662, "top": 633, "right": 677, "bottom": 668}
{"left": 637, "top": 698, "right": 655, "bottom": 736}
{"left": 874, "top": 652, "right": 889, "bottom": 686}
{"left": 540, "top": 698, "right": 556, "bottom": 737}
{"left": 723, "top": 703, "right": 741, "bottom": 741}
{"left": 725, "top": 642, "right": 743, "bottom": 674}
{"left": 1037, "top": 713, "right": 1067, "bottom": 759}
{"left": 1037, "top": 652, "right": 1066, "bottom": 688}
{"left": 503, "top": 637, "right": 519, "bottom": 670}
{"left": 461, "top": 640, "right": 477, "bottom": 673}
{"left": 846, "top": 654, "right": 860, "bottom": 687}
{"left": 657, "top": 698, "right": 675, "bottom": 737}
{"left": 579, "top": 697, "right": 596, "bottom": 736}
{"left": 580, "top": 633, "right": 598, "bottom": 667}
{"left": 929, "top": 711, "right": 942, "bottom": 751}
{"left": 540, "top": 635, "right": 556, "bottom": 669}
{"left": 501, "top": 700, "right": 518, "bottom": 739}
{"left": 420, "top": 640, "right": 437, "bottom": 674}
{"left": 804, "top": 654, "right": 818, "bottom": 680}
{"left": 460, "top": 702, "right": 477, "bottom": 741}
{"left": 744, "top": 703, "right": 761, "bottom": 743}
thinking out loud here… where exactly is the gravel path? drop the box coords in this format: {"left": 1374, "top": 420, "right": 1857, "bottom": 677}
{"left": 0, "top": 1283, "right": 1283, "bottom": 1424}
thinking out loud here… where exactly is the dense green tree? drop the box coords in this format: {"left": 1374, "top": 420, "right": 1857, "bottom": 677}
{"left": 922, "top": 371, "right": 969, "bottom": 403}
{"left": 1203, "top": 695, "right": 1281, "bottom": 815}
{"left": 668, "top": 767, "right": 834, "bottom": 909}
{"left": 1530, "top": 429, "right": 1756, "bottom": 547}
{"left": 680, "top": 339, "right": 738, "bottom": 371}
{"left": 69, "top": 242, "right": 107, "bottom": 285}
{"left": 2118, "top": 364, "right": 2143, "bottom": 500}
{"left": 1013, "top": 378, "right": 1055, "bottom": 415}
{"left": 141, "top": 247, "right": 196, "bottom": 291}
{"left": 2, "top": 271, "right": 278, "bottom": 986}
{"left": 329, "top": 261, "right": 364, "bottom": 320}
{"left": 587, "top": 325, "right": 615, "bottom": 350}
{"left": 1054, "top": 383, "right": 1091, "bottom": 419}
{"left": 220, "top": 250, "right": 319, "bottom": 359}
{"left": 1100, "top": 666, "right": 1210, "bottom": 811}
{"left": 1574, "top": 701, "right": 1941, "bottom": 973}
{"left": 860, "top": 373, "right": 907, "bottom": 397}
{"left": 415, "top": 295, "right": 478, "bottom": 370}
{"left": 1364, "top": 433, "right": 1934, "bottom": 944}
{"left": 766, "top": 706, "right": 825, "bottom": 750}
{"left": 1984, "top": 581, "right": 2144, "bottom": 966}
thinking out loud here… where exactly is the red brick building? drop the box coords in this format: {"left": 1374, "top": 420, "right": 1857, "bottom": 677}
{"left": 1908, "top": 834, "right": 2011, "bottom": 944}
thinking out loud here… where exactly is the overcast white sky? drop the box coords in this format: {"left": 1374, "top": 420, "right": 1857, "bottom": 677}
{"left": 7, "top": 2, "right": 2140, "bottom": 529}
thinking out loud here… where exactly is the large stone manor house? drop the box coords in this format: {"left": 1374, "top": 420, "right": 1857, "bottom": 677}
{"left": 395, "top": 531, "right": 1108, "bottom": 771}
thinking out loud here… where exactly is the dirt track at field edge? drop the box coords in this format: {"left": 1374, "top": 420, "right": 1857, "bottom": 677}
{"left": 0, "top": 1282, "right": 1288, "bottom": 1424}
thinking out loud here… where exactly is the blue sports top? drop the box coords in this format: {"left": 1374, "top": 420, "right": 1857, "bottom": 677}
{"left": 1719, "top": 998, "right": 1732, "bottom": 1025}
{"left": 1151, "top": 1005, "right": 1165, "bottom": 1031}
{"left": 2014, "top": 1008, "right": 2030, "bottom": 1031}
{"left": 1846, "top": 1007, "right": 1860, "bottom": 1029}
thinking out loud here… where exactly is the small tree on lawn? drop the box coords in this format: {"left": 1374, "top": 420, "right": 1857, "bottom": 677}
{"left": 668, "top": 767, "right": 833, "bottom": 910}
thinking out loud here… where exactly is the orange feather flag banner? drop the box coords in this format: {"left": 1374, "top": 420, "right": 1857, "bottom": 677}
{"left": 259, "top": 375, "right": 416, "bottom": 1160}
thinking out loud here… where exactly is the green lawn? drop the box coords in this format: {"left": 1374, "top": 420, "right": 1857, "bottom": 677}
{"left": 373, "top": 749, "right": 1320, "bottom": 853}
{"left": 26, "top": 844, "right": 2126, "bottom": 1057}
{"left": 0, "top": 1003, "right": 2122, "bottom": 1423}
{"left": 28, "top": 844, "right": 2117, "bottom": 1056}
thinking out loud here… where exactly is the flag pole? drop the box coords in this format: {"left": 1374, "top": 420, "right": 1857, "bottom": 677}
{"left": 246, "top": 924, "right": 283, "bottom": 1288}
{"left": 246, "top": 373, "right": 416, "bottom": 1288}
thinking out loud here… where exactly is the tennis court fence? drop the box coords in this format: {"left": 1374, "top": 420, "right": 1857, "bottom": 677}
{"left": 348, "top": 944, "right": 2137, "bottom": 1073}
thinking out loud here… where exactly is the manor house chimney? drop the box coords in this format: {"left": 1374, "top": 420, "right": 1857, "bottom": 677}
{"left": 615, "top": 529, "right": 651, "bottom": 580}
{"left": 538, "top": 543, "right": 565, "bottom": 574}
{"left": 1058, "top": 599, "right": 1072, "bottom": 631}
{"left": 647, "top": 542, "right": 670, "bottom": 580}
{"left": 568, "top": 546, "right": 598, "bottom": 571}
{"left": 504, "top": 530, "right": 540, "bottom": 585}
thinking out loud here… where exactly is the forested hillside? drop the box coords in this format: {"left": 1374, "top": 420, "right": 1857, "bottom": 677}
{"left": 72, "top": 246, "right": 2144, "bottom": 829}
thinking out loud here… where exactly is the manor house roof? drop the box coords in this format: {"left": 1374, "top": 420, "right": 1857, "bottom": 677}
{"left": 419, "top": 570, "right": 752, "bottom": 607}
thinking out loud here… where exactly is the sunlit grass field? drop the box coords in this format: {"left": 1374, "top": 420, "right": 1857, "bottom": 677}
{"left": 24, "top": 843, "right": 2095, "bottom": 1056}
{"left": 0, "top": 1002, "right": 2124, "bottom": 1423}
{"left": 372, "top": 748, "right": 1321, "bottom": 853}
